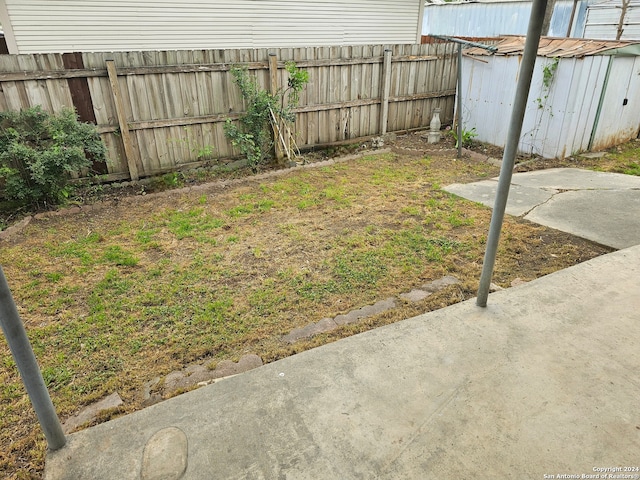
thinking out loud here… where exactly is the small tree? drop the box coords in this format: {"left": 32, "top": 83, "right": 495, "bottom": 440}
{"left": 224, "top": 62, "right": 308, "bottom": 172}
{"left": 0, "top": 106, "right": 107, "bottom": 209}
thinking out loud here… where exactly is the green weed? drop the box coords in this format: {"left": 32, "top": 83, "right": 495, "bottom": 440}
{"left": 102, "top": 246, "right": 139, "bottom": 266}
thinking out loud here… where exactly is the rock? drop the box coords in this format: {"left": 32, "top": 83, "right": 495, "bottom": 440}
{"left": 282, "top": 317, "right": 338, "bottom": 343}
{"left": 162, "top": 371, "right": 187, "bottom": 393}
{"left": 236, "top": 354, "right": 263, "bottom": 372}
{"left": 371, "top": 137, "right": 384, "bottom": 149}
{"left": 0, "top": 215, "right": 32, "bottom": 241}
{"left": 580, "top": 152, "right": 607, "bottom": 159}
{"left": 62, "top": 392, "right": 123, "bottom": 433}
{"left": 399, "top": 289, "right": 432, "bottom": 303}
{"left": 212, "top": 360, "right": 238, "bottom": 378}
{"left": 489, "top": 283, "right": 504, "bottom": 292}
{"left": 421, "top": 275, "right": 460, "bottom": 293}
{"left": 382, "top": 132, "right": 397, "bottom": 143}
{"left": 141, "top": 377, "right": 162, "bottom": 407}
{"left": 159, "top": 354, "right": 264, "bottom": 398}
{"left": 333, "top": 298, "right": 396, "bottom": 326}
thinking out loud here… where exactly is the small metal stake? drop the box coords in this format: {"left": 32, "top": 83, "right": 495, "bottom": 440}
{"left": 0, "top": 266, "right": 66, "bottom": 451}
{"left": 457, "top": 43, "right": 463, "bottom": 158}
{"left": 430, "top": 35, "right": 497, "bottom": 159}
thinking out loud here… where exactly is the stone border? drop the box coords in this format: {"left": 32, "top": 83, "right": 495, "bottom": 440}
{"left": 283, "top": 275, "right": 461, "bottom": 344}
{"left": 60, "top": 271, "right": 529, "bottom": 433}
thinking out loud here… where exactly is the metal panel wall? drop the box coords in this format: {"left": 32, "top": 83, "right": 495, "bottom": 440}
{"left": 461, "top": 53, "right": 610, "bottom": 158}
{"left": 422, "top": 0, "right": 593, "bottom": 38}
{"left": 591, "top": 56, "right": 640, "bottom": 149}
{"left": 584, "top": 1, "right": 640, "bottom": 40}
{"left": 1, "top": 0, "right": 422, "bottom": 54}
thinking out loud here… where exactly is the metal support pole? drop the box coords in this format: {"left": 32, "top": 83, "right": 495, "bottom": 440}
{"left": 430, "top": 35, "right": 496, "bottom": 159}
{"left": 476, "top": 0, "right": 549, "bottom": 307}
{"left": 0, "top": 266, "right": 66, "bottom": 451}
{"left": 380, "top": 49, "right": 392, "bottom": 136}
{"left": 457, "top": 43, "right": 463, "bottom": 159}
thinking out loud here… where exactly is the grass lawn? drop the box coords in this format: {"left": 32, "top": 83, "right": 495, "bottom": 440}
{"left": 0, "top": 147, "right": 621, "bottom": 478}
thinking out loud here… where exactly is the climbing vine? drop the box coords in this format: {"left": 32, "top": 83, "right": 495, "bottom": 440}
{"left": 535, "top": 57, "right": 559, "bottom": 111}
{"left": 224, "top": 62, "right": 308, "bottom": 172}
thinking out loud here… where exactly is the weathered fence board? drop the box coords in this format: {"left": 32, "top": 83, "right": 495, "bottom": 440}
{"left": 0, "top": 43, "right": 458, "bottom": 182}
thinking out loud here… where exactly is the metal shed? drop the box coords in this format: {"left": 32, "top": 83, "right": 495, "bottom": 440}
{"left": 461, "top": 36, "right": 640, "bottom": 158}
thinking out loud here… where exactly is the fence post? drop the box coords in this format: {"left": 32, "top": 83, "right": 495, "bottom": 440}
{"left": 106, "top": 60, "right": 140, "bottom": 181}
{"left": 379, "top": 49, "right": 392, "bottom": 135}
{"left": 268, "top": 53, "right": 284, "bottom": 163}
{"left": 0, "top": 266, "right": 66, "bottom": 451}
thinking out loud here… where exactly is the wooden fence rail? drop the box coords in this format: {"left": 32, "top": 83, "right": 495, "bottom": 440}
{"left": 0, "top": 43, "right": 458, "bottom": 182}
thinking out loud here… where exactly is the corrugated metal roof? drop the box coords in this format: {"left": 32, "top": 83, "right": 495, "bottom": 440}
{"left": 464, "top": 35, "right": 640, "bottom": 57}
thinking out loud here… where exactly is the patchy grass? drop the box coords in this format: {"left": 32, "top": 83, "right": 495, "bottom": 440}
{"left": 513, "top": 138, "right": 640, "bottom": 175}
{"left": 0, "top": 151, "right": 610, "bottom": 478}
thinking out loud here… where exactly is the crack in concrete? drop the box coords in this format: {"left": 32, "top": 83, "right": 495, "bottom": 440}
{"left": 517, "top": 185, "right": 635, "bottom": 218}
{"left": 519, "top": 189, "right": 564, "bottom": 217}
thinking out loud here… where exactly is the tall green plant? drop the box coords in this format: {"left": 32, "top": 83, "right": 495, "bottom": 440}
{"left": 224, "top": 62, "right": 308, "bottom": 172}
{"left": 0, "top": 106, "right": 107, "bottom": 209}
{"left": 224, "top": 67, "right": 276, "bottom": 172}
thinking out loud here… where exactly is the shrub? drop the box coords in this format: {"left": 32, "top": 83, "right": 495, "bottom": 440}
{"left": 0, "top": 106, "right": 107, "bottom": 209}
{"left": 224, "top": 62, "right": 308, "bottom": 172}
{"left": 224, "top": 67, "right": 276, "bottom": 172}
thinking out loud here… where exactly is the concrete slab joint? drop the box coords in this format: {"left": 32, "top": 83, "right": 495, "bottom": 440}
{"left": 443, "top": 168, "right": 640, "bottom": 249}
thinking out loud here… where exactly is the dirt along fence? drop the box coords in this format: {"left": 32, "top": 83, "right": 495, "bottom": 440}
{"left": 0, "top": 43, "right": 458, "bottom": 182}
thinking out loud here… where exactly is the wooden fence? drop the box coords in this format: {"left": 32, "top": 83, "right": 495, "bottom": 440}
{"left": 0, "top": 43, "right": 458, "bottom": 181}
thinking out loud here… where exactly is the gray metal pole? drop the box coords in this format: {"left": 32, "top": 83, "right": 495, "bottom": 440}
{"left": 0, "top": 266, "right": 66, "bottom": 450}
{"left": 457, "top": 43, "right": 463, "bottom": 159}
{"left": 476, "top": 0, "right": 549, "bottom": 307}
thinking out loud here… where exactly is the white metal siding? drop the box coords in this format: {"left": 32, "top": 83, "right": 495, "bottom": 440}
{"left": 584, "top": 1, "right": 640, "bottom": 40}
{"left": 422, "top": 0, "right": 593, "bottom": 38}
{"left": 592, "top": 56, "right": 640, "bottom": 149}
{"left": 1, "top": 0, "right": 421, "bottom": 54}
{"left": 461, "top": 54, "right": 612, "bottom": 158}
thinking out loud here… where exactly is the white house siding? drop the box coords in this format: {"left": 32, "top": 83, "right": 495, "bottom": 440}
{"left": 461, "top": 54, "right": 612, "bottom": 158}
{"left": 0, "top": 0, "right": 423, "bottom": 54}
{"left": 422, "top": 0, "right": 593, "bottom": 39}
{"left": 584, "top": 0, "right": 640, "bottom": 40}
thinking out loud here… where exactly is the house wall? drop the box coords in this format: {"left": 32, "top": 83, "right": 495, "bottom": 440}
{"left": 0, "top": 0, "right": 423, "bottom": 54}
{"left": 583, "top": 0, "right": 640, "bottom": 39}
{"left": 461, "top": 53, "right": 615, "bottom": 158}
{"left": 422, "top": 0, "right": 592, "bottom": 39}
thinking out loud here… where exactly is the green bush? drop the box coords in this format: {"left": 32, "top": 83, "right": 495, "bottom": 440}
{"left": 0, "top": 106, "right": 107, "bottom": 209}
{"left": 224, "top": 62, "right": 308, "bottom": 172}
{"left": 224, "top": 67, "right": 275, "bottom": 172}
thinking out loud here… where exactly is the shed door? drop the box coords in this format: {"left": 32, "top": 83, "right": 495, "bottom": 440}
{"left": 591, "top": 56, "right": 640, "bottom": 151}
